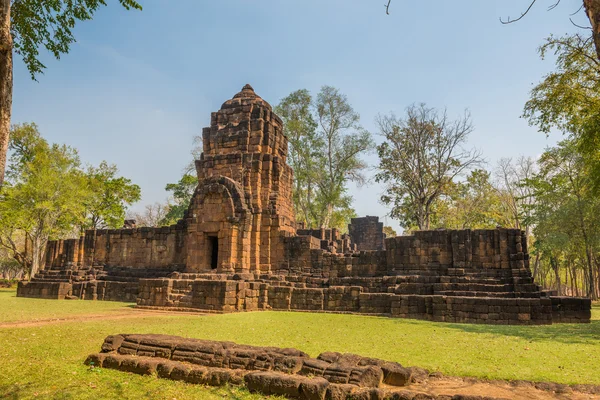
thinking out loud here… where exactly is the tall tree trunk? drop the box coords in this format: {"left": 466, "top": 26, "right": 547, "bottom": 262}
{"left": 573, "top": 265, "right": 579, "bottom": 297}
{"left": 532, "top": 253, "right": 540, "bottom": 283}
{"left": 567, "top": 265, "right": 573, "bottom": 296}
{"left": 551, "top": 256, "right": 561, "bottom": 295}
{"left": 584, "top": 0, "right": 600, "bottom": 61}
{"left": 30, "top": 235, "right": 47, "bottom": 278}
{"left": 0, "top": 0, "right": 11, "bottom": 188}
{"left": 584, "top": 245, "right": 595, "bottom": 299}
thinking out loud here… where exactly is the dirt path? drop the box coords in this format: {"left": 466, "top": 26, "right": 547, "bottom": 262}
{"left": 409, "top": 376, "right": 600, "bottom": 399}
{"left": 0, "top": 308, "right": 207, "bottom": 328}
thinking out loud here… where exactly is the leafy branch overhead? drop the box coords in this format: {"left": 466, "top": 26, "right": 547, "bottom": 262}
{"left": 11, "top": 0, "right": 142, "bottom": 79}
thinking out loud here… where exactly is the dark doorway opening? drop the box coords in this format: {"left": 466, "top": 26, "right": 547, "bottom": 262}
{"left": 208, "top": 236, "right": 219, "bottom": 270}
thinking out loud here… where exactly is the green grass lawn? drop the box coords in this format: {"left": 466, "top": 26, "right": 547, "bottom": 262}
{"left": 0, "top": 289, "right": 134, "bottom": 324}
{"left": 1, "top": 288, "right": 599, "bottom": 399}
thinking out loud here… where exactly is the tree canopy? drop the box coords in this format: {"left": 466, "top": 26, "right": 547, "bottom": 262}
{"left": 0, "top": 123, "right": 140, "bottom": 276}
{"left": 375, "top": 104, "right": 482, "bottom": 230}
{"left": 275, "top": 86, "right": 373, "bottom": 231}
{"left": 0, "top": 0, "right": 143, "bottom": 188}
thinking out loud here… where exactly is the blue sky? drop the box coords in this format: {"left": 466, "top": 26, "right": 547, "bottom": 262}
{"left": 11, "top": 0, "right": 585, "bottom": 233}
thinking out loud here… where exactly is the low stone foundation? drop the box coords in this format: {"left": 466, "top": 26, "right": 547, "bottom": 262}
{"left": 135, "top": 273, "right": 591, "bottom": 325}
{"left": 17, "top": 264, "right": 185, "bottom": 302}
{"left": 551, "top": 296, "right": 593, "bottom": 323}
{"left": 16, "top": 281, "right": 71, "bottom": 299}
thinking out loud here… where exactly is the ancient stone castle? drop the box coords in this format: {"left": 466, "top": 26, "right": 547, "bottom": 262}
{"left": 18, "top": 85, "right": 591, "bottom": 325}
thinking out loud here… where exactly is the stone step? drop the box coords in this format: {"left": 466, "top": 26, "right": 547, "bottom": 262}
{"left": 434, "top": 291, "right": 516, "bottom": 298}
{"left": 433, "top": 283, "right": 514, "bottom": 292}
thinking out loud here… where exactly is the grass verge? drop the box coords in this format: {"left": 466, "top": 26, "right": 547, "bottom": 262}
{"left": 0, "top": 289, "right": 599, "bottom": 399}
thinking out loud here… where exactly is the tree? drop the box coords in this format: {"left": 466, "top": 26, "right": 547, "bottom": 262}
{"left": 584, "top": 0, "right": 600, "bottom": 60}
{"left": 0, "top": 0, "right": 143, "bottom": 188}
{"left": 382, "top": 225, "right": 397, "bottom": 238}
{"left": 385, "top": 1, "right": 600, "bottom": 64}
{"left": 376, "top": 103, "right": 482, "bottom": 230}
{"left": 523, "top": 34, "right": 600, "bottom": 191}
{"left": 314, "top": 86, "right": 373, "bottom": 228}
{"left": 126, "top": 202, "right": 169, "bottom": 228}
{"left": 522, "top": 34, "right": 600, "bottom": 297}
{"left": 82, "top": 161, "right": 141, "bottom": 230}
{"left": 276, "top": 86, "right": 373, "bottom": 230}
{"left": 0, "top": 256, "right": 21, "bottom": 279}
{"left": 275, "top": 89, "right": 321, "bottom": 228}
{"left": 525, "top": 139, "right": 599, "bottom": 298}
{"left": 435, "top": 169, "right": 509, "bottom": 230}
{"left": 494, "top": 156, "right": 537, "bottom": 236}
{"left": 0, "top": 123, "right": 88, "bottom": 277}
{"left": 161, "top": 173, "right": 196, "bottom": 225}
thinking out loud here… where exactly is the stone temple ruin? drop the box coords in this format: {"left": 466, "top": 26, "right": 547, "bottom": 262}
{"left": 18, "top": 85, "right": 591, "bottom": 325}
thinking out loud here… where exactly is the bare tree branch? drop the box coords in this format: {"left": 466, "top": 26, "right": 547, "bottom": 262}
{"left": 385, "top": 0, "right": 392, "bottom": 15}
{"left": 571, "top": 4, "right": 585, "bottom": 16}
{"left": 500, "top": 0, "right": 539, "bottom": 24}
{"left": 547, "top": 0, "right": 562, "bottom": 11}
{"left": 570, "top": 17, "right": 592, "bottom": 30}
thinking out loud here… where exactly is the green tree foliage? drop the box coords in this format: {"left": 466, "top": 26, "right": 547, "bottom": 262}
{"left": 161, "top": 173, "right": 197, "bottom": 225}
{"left": 524, "top": 139, "right": 600, "bottom": 298}
{"left": 274, "top": 89, "right": 320, "bottom": 227}
{"left": 316, "top": 86, "right": 373, "bottom": 228}
{"left": 0, "top": 0, "right": 142, "bottom": 188}
{"left": 11, "top": 0, "right": 142, "bottom": 79}
{"left": 382, "top": 225, "right": 397, "bottom": 238}
{"left": 0, "top": 123, "right": 140, "bottom": 277}
{"left": 376, "top": 104, "right": 482, "bottom": 230}
{"left": 82, "top": 161, "right": 141, "bottom": 230}
{"left": 0, "top": 243, "right": 22, "bottom": 279}
{"left": 521, "top": 34, "right": 600, "bottom": 298}
{"left": 276, "top": 86, "right": 373, "bottom": 230}
{"left": 523, "top": 34, "right": 600, "bottom": 191}
{"left": 494, "top": 157, "right": 537, "bottom": 236}
{"left": 0, "top": 123, "right": 87, "bottom": 276}
{"left": 435, "top": 169, "right": 509, "bottom": 230}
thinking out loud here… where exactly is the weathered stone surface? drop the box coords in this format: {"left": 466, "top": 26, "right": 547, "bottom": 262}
{"left": 300, "top": 378, "right": 330, "bottom": 400}
{"left": 381, "top": 363, "right": 412, "bottom": 386}
{"left": 87, "top": 335, "right": 578, "bottom": 400}
{"left": 19, "top": 86, "right": 591, "bottom": 326}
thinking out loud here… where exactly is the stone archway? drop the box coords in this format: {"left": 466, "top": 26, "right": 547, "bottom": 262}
{"left": 185, "top": 176, "right": 250, "bottom": 272}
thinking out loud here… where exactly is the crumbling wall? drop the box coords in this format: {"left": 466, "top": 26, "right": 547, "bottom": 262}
{"left": 385, "top": 229, "right": 528, "bottom": 273}
{"left": 86, "top": 225, "right": 187, "bottom": 268}
{"left": 44, "top": 224, "right": 187, "bottom": 270}
{"left": 348, "top": 216, "right": 386, "bottom": 251}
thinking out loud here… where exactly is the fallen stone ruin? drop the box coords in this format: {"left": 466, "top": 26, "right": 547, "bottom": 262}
{"left": 82, "top": 334, "right": 465, "bottom": 399}
{"left": 18, "top": 85, "right": 591, "bottom": 325}
{"left": 86, "top": 334, "right": 600, "bottom": 400}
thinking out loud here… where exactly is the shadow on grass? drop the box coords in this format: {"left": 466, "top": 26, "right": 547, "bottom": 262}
{"left": 442, "top": 320, "right": 600, "bottom": 345}
{"left": 384, "top": 305, "right": 600, "bottom": 345}
{"left": 0, "top": 383, "right": 33, "bottom": 400}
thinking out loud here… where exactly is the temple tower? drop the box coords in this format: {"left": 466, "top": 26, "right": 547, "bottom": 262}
{"left": 185, "top": 85, "right": 295, "bottom": 273}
